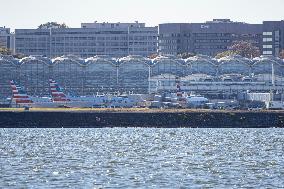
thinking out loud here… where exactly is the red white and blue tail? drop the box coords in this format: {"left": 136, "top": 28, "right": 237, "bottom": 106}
{"left": 10, "top": 80, "right": 33, "bottom": 104}
{"left": 49, "top": 79, "right": 70, "bottom": 102}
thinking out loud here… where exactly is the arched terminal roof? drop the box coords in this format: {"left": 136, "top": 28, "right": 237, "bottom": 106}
{"left": 186, "top": 55, "right": 217, "bottom": 76}
{"left": 217, "top": 55, "right": 251, "bottom": 75}
{"left": 52, "top": 55, "right": 85, "bottom": 66}
{"left": 252, "top": 55, "right": 284, "bottom": 76}
{"left": 151, "top": 55, "right": 186, "bottom": 76}
{"left": 85, "top": 55, "right": 118, "bottom": 67}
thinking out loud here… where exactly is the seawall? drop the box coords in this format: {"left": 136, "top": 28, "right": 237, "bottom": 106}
{"left": 0, "top": 111, "right": 284, "bottom": 128}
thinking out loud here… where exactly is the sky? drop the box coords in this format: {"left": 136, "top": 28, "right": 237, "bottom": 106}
{"left": 1, "top": 0, "right": 284, "bottom": 30}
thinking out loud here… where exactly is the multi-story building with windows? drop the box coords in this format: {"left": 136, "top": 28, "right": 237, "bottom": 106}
{"left": 262, "top": 21, "right": 284, "bottom": 56}
{"left": 158, "top": 19, "right": 263, "bottom": 56}
{"left": 0, "top": 27, "right": 15, "bottom": 54}
{"left": 15, "top": 22, "right": 158, "bottom": 58}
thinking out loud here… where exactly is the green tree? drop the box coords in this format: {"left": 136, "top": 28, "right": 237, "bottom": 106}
{"left": 0, "top": 46, "right": 11, "bottom": 55}
{"left": 215, "top": 50, "right": 237, "bottom": 59}
{"left": 215, "top": 41, "right": 260, "bottom": 59}
{"left": 38, "top": 22, "right": 68, "bottom": 29}
{"left": 0, "top": 43, "right": 25, "bottom": 58}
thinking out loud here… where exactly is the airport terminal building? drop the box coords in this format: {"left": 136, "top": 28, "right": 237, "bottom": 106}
{"left": 0, "top": 54, "right": 283, "bottom": 102}
{"left": 1, "top": 20, "right": 284, "bottom": 104}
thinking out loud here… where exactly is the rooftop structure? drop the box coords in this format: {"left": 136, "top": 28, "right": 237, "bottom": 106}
{"left": 81, "top": 21, "right": 145, "bottom": 29}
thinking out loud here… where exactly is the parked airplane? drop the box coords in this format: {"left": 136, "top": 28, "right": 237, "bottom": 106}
{"left": 9, "top": 79, "right": 147, "bottom": 108}
{"left": 10, "top": 80, "right": 55, "bottom": 108}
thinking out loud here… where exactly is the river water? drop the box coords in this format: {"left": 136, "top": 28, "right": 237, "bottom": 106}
{"left": 1, "top": 128, "right": 284, "bottom": 188}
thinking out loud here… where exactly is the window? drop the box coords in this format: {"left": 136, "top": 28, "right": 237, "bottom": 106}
{"left": 263, "top": 45, "right": 273, "bottom": 49}
{"left": 263, "top": 51, "right": 272, "bottom": 55}
{"left": 263, "top": 32, "right": 272, "bottom": 36}
{"left": 275, "top": 30, "right": 280, "bottom": 42}
{"left": 263, "top": 38, "right": 273, "bottom": 42}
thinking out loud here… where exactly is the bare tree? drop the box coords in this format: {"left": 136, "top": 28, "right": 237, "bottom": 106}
{"left": 215, "top": 41, "right": 260, "bottom": 59}
{"left": 279, "top": 49, "right": 284, "bottom": 59}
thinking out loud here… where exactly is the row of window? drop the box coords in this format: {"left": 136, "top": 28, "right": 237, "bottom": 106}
{"left": 16, "top": 36, "right": 157, "bottom": 42}
{"left": 160, "top": 33, "right": 260, "bottom": 38}
{"left": 263, "top": 32, "right": 273, "bottom": 36}
{"left": 263, "top": 51, "right": 273, "bottom": 55}
{"left": 193, "top": 33, "right": 232, "bottom": 37}
{"left": 194, "top": 45, "right": 227, "bottom": 49}
{"left": 263, "top": 45, "right": 273, "bottom": 49}
{"left": 17, "top": 47, "right": 156, "bottom": 53}
{"left": 16, "top": 42, "right": 157, "bottom": 47}
{"left": 263, "top": 38, "right": 273, "bottom": 42}
{"left": 159, "top": 40, "right": 177, "bottom": 44}
{"left": 195, "top": 39, "right": 231, "bottom": 43}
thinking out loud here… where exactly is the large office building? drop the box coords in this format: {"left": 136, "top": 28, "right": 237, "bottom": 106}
{"left": 158, "top": 19, "right": 263, "bottom": 56}
{"left": 0, "top": 27, "right": 15, "bottom": 54}
{"left": 15, "top": 22, "right": 158, "bottom": 58}
{"left": 262, "top": 20, "right": 284, "bottom": 57}
{"left": 159, "top": 19, "right": 284, "bottom": 57}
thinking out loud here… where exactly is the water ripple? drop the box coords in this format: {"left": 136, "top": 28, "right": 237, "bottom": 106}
{"left": 1, "top": 128, "right": 284, "bottom": 188}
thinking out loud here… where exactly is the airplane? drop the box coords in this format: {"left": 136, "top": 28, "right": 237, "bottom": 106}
{"left": 9, "top": 79, "right": 145, "bottom": 108}
{"left": 9, "top": 80, "right": 56, "bottom": 108}
{"left": 49, "top": 79, "right": 140, "bottom": 108}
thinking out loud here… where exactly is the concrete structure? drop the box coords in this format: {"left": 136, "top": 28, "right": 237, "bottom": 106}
{"left": 0, "top": 27, "right": 15, "bottom": 54}
{"left": 262, "top": 20, "right": 284, "bottom": 56}
{"left": 0, "top": 55, "right": 283, "bottom": 101}
{"left": 81, "top": 21, "right": 145, "bottom": 29}
{"left": 15, "top": 22, "right": 158, "bottom": 58}
{"left": 159, "top": 19, "right": 262, "bottom": 56}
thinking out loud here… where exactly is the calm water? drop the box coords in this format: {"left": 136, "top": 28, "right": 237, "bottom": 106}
{"left": 1, "top": 128, "right": 284, "bottom": 188}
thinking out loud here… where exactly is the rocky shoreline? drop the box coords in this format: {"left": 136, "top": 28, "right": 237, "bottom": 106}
{"left": 0, "top": 110, "right": 284, "bottom": 128}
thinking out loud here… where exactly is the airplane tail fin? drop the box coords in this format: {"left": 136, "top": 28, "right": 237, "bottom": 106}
{"left": 49, "top": 79, "right": 70, "bottom": 102}
{"left": 10, "top": 80, "right": 33, "bottom": 104}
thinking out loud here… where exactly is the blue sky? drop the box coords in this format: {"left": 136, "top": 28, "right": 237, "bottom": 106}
{"left": 1, "top": 0, "right": 283, "bottom": 30}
